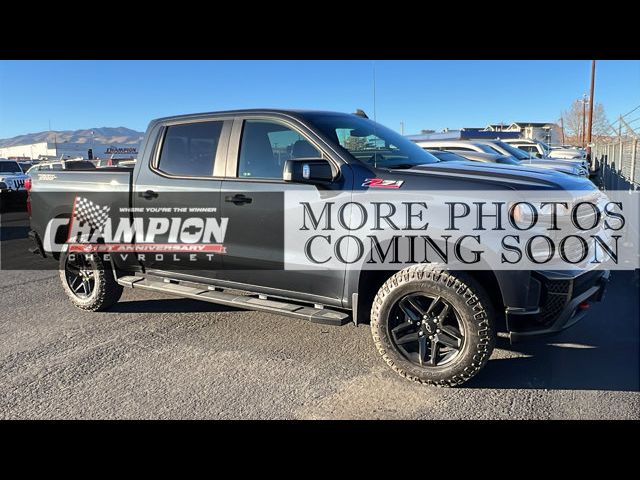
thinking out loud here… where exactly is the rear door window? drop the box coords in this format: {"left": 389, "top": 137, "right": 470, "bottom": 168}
{"left": 157, "top": 121, "right": 224, "bottom": 177}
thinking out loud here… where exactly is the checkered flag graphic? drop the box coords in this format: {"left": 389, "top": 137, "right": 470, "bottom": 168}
{"left": 73, "top": 196, "right": 111, "bottom": 232}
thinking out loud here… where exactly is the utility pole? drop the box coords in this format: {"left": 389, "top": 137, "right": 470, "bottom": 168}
{"left": 560, "top": 115, "right": 565, "bottom": 145}
{"left": 48, "top": 119, "right": 52, "bottom": 157}
{"left": 619, "top": 115, "right": 622, "bottom": 137}
{"left": 400, "top": 121, "right": 405, "bottom": 135}
{"left": 586, "top": 60, "right": 596, "bottom": 158}
{"left": 582, "top": 94, "right": 587, "bottom": 148}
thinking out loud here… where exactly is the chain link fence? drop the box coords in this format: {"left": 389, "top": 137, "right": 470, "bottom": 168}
{"left": 592, "top": 137, "right": 639, "bottom": 191}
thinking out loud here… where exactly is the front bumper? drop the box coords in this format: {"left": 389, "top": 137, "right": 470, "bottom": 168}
{"left": 0, "top": 189, "right": 28, "bottom": 211}
{"left": 506, "top": 269, "right": 610, "bottom": 342}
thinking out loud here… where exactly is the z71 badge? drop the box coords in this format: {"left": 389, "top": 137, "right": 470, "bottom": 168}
{"left": 362, "top": 178, "right": 404, "bottom": 189}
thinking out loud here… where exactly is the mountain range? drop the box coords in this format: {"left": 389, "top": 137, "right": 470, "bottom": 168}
{"left": 0, "top": 127, "right": 144, "bottom": 147}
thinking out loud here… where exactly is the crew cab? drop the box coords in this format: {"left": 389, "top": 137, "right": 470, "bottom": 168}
{"left": 27, "top": 109, "right": 610, "bottom": 387}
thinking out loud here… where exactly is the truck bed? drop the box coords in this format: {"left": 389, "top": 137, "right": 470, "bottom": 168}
{"left": 29, "top": 168, "right": 133, "bottom": 246}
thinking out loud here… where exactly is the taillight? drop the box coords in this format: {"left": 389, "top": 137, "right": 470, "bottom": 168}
{"left": 25, "top": 177, "right": 32, "bottom": 217}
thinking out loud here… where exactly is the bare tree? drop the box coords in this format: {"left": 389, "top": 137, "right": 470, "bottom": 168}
{"left": 344, "top": 135, "right": 368, "bottom": 151}
{"left": 561, "top": 99, "right": 612, "bottom": 145}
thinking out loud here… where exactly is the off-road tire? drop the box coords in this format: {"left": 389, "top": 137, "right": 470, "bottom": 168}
{"left": 59, "top": 252, "right": 123, "bottom": 311}
{"left": 371, "top": 265, "right": 496, "bottom": 387}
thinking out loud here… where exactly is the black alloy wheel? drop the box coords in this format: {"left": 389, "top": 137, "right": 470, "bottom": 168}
{"left": 388, "top": 294, "right": 465, "bottom": 368}
{"left": 64, "top": 254, "right": 96, "bottom": 299}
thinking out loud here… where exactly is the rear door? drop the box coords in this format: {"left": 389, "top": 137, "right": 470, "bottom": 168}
{"left": 132, "top": 117, "right": 232, "bottom": 280}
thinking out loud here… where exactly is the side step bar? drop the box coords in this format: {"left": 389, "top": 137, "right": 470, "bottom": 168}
{"left": 116, "top": 275, "right": 351, "bottom": 326}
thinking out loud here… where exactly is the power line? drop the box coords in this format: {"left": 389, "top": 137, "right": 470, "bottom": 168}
{"left": 621, "top": 103, "right": 640, "bottom": 119}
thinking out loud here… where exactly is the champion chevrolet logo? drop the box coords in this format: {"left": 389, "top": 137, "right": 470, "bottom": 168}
{"left": 56, "top": 196, "right": 229, "bottom": 256}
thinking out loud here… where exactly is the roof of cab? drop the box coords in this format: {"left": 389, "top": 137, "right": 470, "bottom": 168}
{"left": 150, "top": 109, "right": 356, "bottom": 125}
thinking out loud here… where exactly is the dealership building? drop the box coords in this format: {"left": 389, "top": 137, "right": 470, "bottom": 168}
{"left": 0, "top": 141, "right": 139, "bottom": 160}
{"left": 407, "top": 121, "right": 562, "bottom": 145}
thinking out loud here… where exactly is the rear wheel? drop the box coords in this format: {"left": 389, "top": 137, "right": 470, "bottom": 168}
{"left": 371, "top": 265, "right": 495, "bottom": 387}
{"left": 59, "top": 252, "right": 123, "bottom": 311}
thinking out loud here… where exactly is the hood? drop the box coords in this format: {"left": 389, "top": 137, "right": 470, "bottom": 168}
{"left": 523, "top": 158, "right": 583, "bottom": 168}
{"left": 0, "top": 172, "right": 28, "bottom": 189}
{"left": 0, "top": 172, "right": 27, "bottom": 181}
{"left": 400, "top": 161, "right": 595, "bottom": 191}
{"left": 550, "top": 147, "right": 585, "bottom": 153}
{"left": 548, "top": 148, "right": 585, "bottom": 159}
{"left": 520, "top": 159, "right": 583, "bottom": 175}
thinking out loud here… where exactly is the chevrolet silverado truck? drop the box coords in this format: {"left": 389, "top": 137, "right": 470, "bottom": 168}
{"left": 27, "top": 109, "right": 610, "bottom": 387}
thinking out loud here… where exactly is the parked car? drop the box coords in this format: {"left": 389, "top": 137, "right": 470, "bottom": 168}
{"left": 475, "top": 139, "right": 590, "bottom": 174}
{"left": 93, "top": 157, "right": 136, "bottom": 168}
{"left": 413, "top": 140, "right": 588, "bottom": 177}
{"left": 0, "top": 158, "right": 29, "bottom": 192}
{"left": 27, "top": 159, "right": 96, "bottom": 173}
{"left": 0, "top": 158, "right": 29, "bottom": 210}
{"left": 28, "top": 109, "right": 610, "bottom": 387}
{"left": 502, "top": 138, "right": 586, "bottom": 160}
{"left": 427, "top": 149, "right": 519, "bottom": 165}
{"left": 18, "top": 161, "right": 38, "bottom": 173}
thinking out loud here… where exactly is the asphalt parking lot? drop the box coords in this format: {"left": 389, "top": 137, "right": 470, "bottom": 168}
{"left": 1, "top": 210, "right": 638, "bottom": 419}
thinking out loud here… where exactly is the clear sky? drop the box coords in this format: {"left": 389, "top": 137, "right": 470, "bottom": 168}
{"left": 0, "top": 60, "right": 638, "bottom": 139}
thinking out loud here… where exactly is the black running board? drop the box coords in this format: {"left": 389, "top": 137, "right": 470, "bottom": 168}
{"left": 116, "top": 275, "right": 351, "bottom": 326}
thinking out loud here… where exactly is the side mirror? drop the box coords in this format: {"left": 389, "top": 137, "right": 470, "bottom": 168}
{"left": 283, "top": 158, "right": 335, "bottom": 183}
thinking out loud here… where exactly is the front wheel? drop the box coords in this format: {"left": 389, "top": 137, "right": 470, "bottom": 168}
{"left": 371, "top": 265, "right": 496, "bottom": 387}
{"left": 59, "top": 252, "right": 123, "bottom": 311}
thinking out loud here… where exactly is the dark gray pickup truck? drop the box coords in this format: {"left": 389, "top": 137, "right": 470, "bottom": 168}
{"left": 28, "top": 109, "right": 610, "bottom": 386}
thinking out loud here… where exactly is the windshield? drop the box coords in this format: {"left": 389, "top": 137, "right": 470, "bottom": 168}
{"left": 0, "top": 161, "right": 23, "bottom": 173}
{"left": 495, "top": 155, "right": 521, "bottom": 165}
{"left": 538, "top": 140, "right": 551, "bottom": 153}
{"left": 474, "top": 143, "right": 500, "bottom": 154}
{"left": 429, "top": 150, "right": 467, "bottom": 162}
{"left": 65, "top": 161, "right": 96, "bottom": 170}
{"left": 492, "top": 141, "right": 535, "bottom": 160}
{"left": 306, "top": 113, "right": 439, "bottom": 169}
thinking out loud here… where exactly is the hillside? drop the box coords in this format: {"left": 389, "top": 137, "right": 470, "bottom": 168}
{"left": 0, "top": 127, "right": 144, "bottom": 147}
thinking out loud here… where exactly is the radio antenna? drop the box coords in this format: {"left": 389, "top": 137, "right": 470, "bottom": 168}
{"left": 372, "top": 60, "right": 377, "bottom": 123}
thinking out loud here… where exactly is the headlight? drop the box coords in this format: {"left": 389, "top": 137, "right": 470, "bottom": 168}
{"left": 509, "top": 201, "right": 571, "bottom": 230}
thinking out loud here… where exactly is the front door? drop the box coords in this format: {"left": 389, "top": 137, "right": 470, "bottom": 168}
{"left": 218, "top": 117, "right": 349, "bottom": 305}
